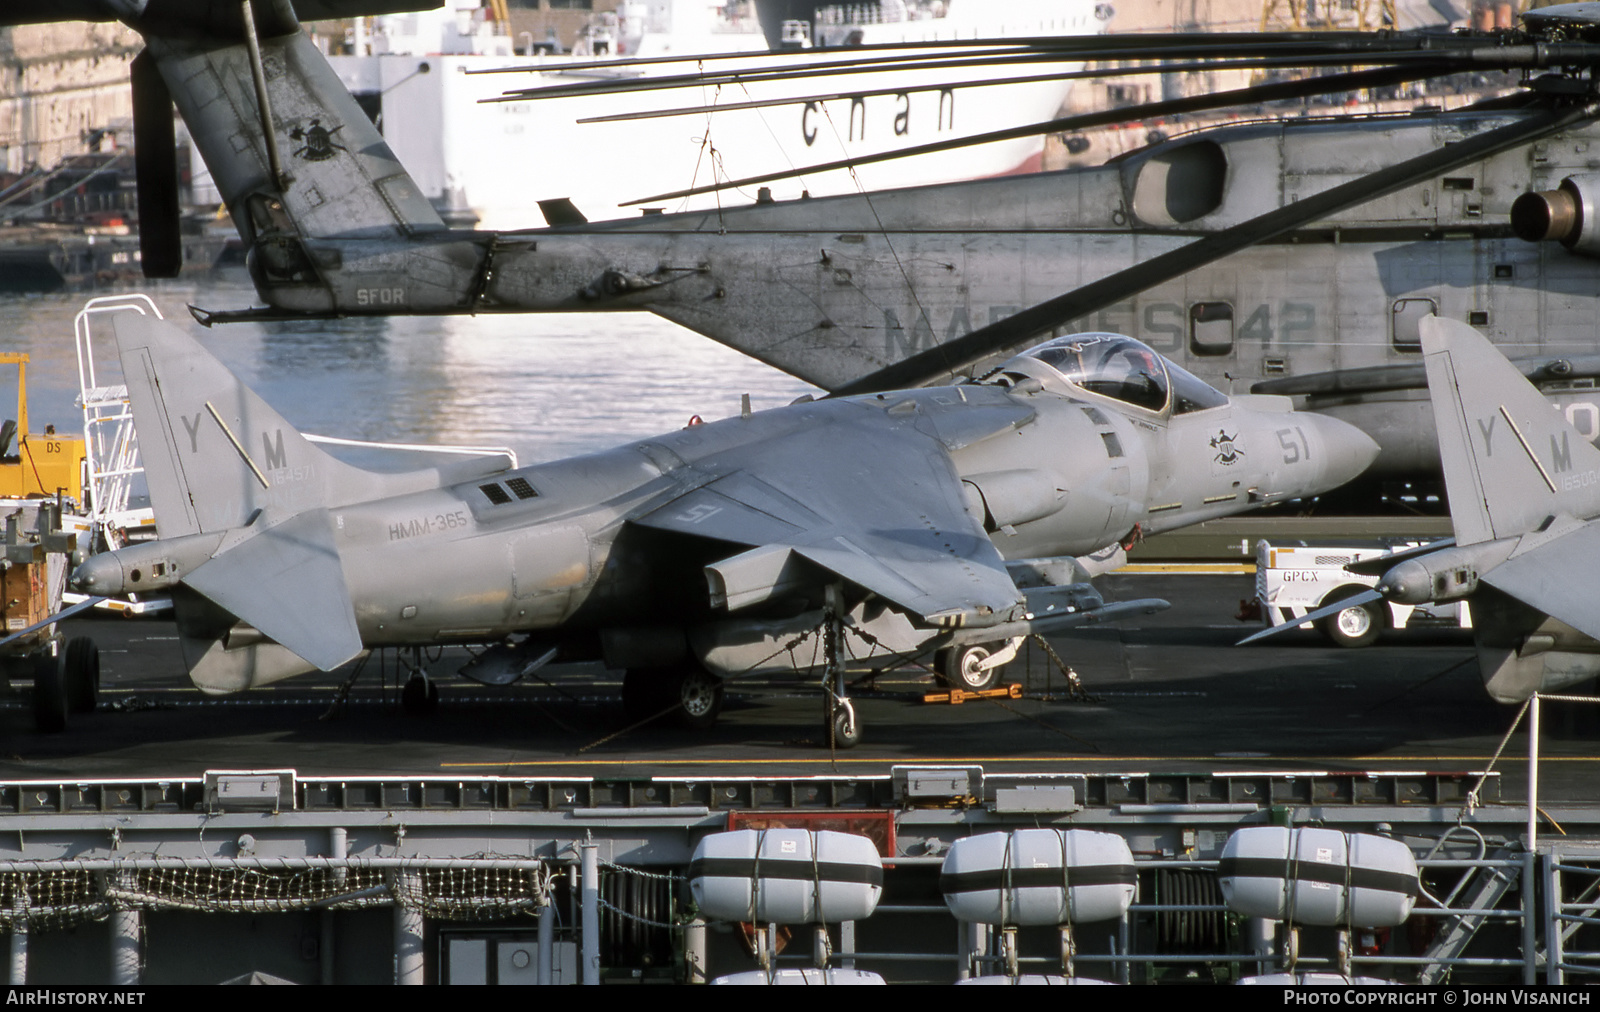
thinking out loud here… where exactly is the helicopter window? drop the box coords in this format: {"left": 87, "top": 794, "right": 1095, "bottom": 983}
{"left": 1168, "top": 360, "right": 1229, "bottom": 415}
{"left": 1131, "top": 140, "right": 1228, "bottom": 226}
{"left": 1391, "top": 298, "right": 1436, "bottom": 354}
{"left": 1189, "top": 302, "right": 1234, "bottom": 356}
{"left": 1027, "top": 334, "right": 1169, "bottom": 411}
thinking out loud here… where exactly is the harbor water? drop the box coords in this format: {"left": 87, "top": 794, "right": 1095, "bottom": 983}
{"left": 0, "top": 272, "right": 819, "bottom": 465}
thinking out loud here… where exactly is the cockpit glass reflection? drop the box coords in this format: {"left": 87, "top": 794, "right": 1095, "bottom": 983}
{"left": 1023, "top": 334, "right": 1170, "bottom": 411}
{"left": 1167, "top": 360, "right": 1229, "bottom": 415}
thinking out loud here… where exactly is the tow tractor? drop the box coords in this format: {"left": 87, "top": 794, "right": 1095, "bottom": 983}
{"left": 1253, "top": 539, "right": 1469, "bottom": 648}
{"left": 0, "top": 351, "right": 100, "bottom": 731}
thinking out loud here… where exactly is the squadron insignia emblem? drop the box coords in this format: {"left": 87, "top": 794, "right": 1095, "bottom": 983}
{"left": 1211, "top": 430, "right": 1243, "bottom": 465}
{"left": 290, "top": 119, "right": 346, "bottom": 162}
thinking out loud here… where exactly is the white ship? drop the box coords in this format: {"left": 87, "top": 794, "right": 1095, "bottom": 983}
{"left": 326, "top": 0, "right": 1107, "bottom": 228}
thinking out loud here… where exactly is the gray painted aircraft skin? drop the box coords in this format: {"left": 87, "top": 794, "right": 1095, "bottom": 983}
{"left": 1247, "top": 315, "right": 1600, "bottom": 703}
{"left": 37, "top": 2, "right": 1600, "bottom": 482}
{"left": 69, "top": 314, "right": 1374, "bottom": 735}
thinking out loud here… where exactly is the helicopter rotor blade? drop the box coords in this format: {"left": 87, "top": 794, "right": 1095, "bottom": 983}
{"left": 575, "top": 51, "right": 1473, "bottom": 126}
{"left": 132, "top": 50, "right": 183, "bottom": 280}
{"left": 0, "top": 0, "right": 113, "bottom": 25}
{"left": 831, "top": 100, "right": 1599, "bottom": 396}
{"left": 495, "top": 36, "right": 1471, "bottom": 105}
{"left": 574, "top": 67, "right": 1117, "bottom": 123}
{"left": 487, "top": 28, "right": 1501, "bottom": 102}
{"left": 621, "top": 59, "right": 1476, "bottom": 207}
{"left": 479, "top": 43, "right": 1048, "bottom": 86}
{"left": 467, "top": 28, "right": 1461, "bottom": 82}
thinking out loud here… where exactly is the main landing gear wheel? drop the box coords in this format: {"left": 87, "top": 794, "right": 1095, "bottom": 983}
{"left": 1318, "top": 588, "right": 1382, "bottom": 649}
{"left": 401, "top": 675, "right": 439, "bottom": 715}
{"left": 674, "top": 666, "right": 724, "bottom": 731}
{"left": 65, "top": 636, "right": 99, "bottom": 715}
{"left": 935, "top": 642, "right": 1006, "bottom": 692}
{"left": 622, "top": 665, "right": 725, "bottom": 730}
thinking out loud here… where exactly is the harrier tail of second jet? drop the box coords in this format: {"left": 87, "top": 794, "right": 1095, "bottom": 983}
{"left": 1423, "top": 315, "right": 1600, "bottom": 547}
{"left": 1414, "top": 316, "right": 1600, "bottom": 700}
{"left": 1249, "top": 316, "right": 1600, "bottom": 702}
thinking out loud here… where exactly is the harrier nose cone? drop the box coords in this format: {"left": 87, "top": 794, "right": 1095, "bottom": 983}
{"left": 1376, "top": 559, "right": 1433, "bottom": 604}
{"left": 70, "top": 554, "right": 124, "bottom": 596}
{"left": 1311, "top": 414, "right": 1381, "bottom": 493}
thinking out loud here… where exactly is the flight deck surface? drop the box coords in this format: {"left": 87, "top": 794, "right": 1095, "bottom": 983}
{"left": 2, "top": 574, "right": 1582, "bottom": 798}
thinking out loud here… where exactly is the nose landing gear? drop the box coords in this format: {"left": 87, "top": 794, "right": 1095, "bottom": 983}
{"left": 822, "top": 585, "right": 861, "bottom": 750}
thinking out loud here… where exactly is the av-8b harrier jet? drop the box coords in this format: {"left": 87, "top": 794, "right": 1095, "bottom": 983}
{"left": 65, "top": 317, "right": 1374, "bottom": 745}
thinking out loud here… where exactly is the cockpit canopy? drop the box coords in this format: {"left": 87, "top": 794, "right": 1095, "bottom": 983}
{"left": 995, "top": 333, "right": 1229, "bottom": 415}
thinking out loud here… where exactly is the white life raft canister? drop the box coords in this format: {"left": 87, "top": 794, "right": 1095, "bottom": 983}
{"left": 940, "top": 829, "right": 1137, "bottom": 926}
{"left": 1218, "top": 826, "right": 1419, "bottom": 927}
{"left": 689, "top": 828, "right": 883, "bottom": 924}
